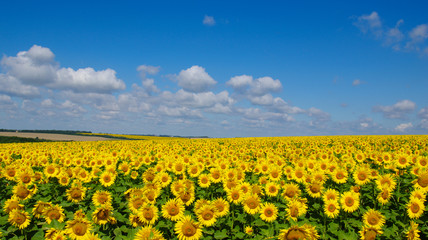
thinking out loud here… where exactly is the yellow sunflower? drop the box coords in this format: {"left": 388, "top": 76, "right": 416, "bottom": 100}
{"left": 407, "top": 198, "right": 425, "bottom": 219}
{"left": 134, "top": 226, "right": 165, "bottom": 240}
{"left": 138, "top": 204, "right": 159, "bottom": 225}
{"left": 363, "top": 209, "right": 385, "bottom": 229}
{"left": 66, "top": 185, "right": 86, "bottom": 203}
{"left": 353, "top": 167, "right": 371, "bottom": 185}
{"left": 285, "top": 198, "right": 307, "bottom": 221}
{"left": 99, "top": 171, "right": 116, "bottom": 187}
{"left": 322, "top": 188, "right": 339, "bottom": 202}
{"left": 306, "top": 182, "right": 323, "bottom": 198}
{"left": 226, "top": 187, "right": 244, "bottom": 204}
{"left": 161, "top": 198, "right": 184, "bottom": 221}
{"left": 405, "top": 221, "right": 421, "bottom": 240}
{"left": 32, "top": 201, "right": 52, "bottom": 219}
{"left": 395, "top": 154, "right": 411, "bottom": 169}
{"left": 377, "top": 188, "right": 391, "bottom": 205}
{"left": 375, "top": 174, "right": 396, "bottom": 192}
{"left": 212, "top": 197, "right": 230, "bottom": 217}
{"left": 265, "top": 181, "right": 280, "bottom": 197}
{"left": 242, "top": 194, "right": 261, "bottom": 215}
{"left": 92, "top": 190, "right": 112, "bottom": 206}
{"left": 359, "top": 226, "right": 383, "bottom": 240}
{"left": 8, "top": 209, "right": 31, "bottom": 229}
{"left": 44, "top": 204, "right": 66, "bottom": 224}
{"left": 197, "top": 174, "right": 211, "bottom": 188}
{"left": 57, "top": 173, "right": 71, "bottom": 186}
{"left": 324, "top": 200, "right": 340, "bottom": 218}
{"left": 92, "top": 205, "right": 117, "bottom": 225}
{"left": 65, "top": 217, "right": 92, "bottom": 240}
{"left": 282, "top": 183, "right": 301, "bottom": 200}
{"left": 129, "top": 196, "right": 147, "bottom": 214}
{"left": 331, "top": 168, "right": 348, "bottom": 184}
{"left": 340, "top": 191, "right": 360, "bottom": 213}
{"left": 174, "top": 215, "right": 203, "bottom": 240}
{"left": 196, "top": 204, "right": 218, "bottom": 227}
{"left": 3, "top": 197, "right": 23, "bottom": 214}
{"left": 277, "top": 224, "right": 320, "bottom": 240}
{"left": 259, "top": 202, "right": 278, "bottom": 222}
{"left": 13, "top": 183, "right": 36, "bottom": 200}
{"left": 245, "top": 226, "right": 254, "bottom": 236}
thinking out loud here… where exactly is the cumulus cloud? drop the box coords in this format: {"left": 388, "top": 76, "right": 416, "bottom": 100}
{"left": 227, "top": 75, "right": 253, "bottom": 92}
{"left": 395, "top": 122, "right": 413, "bottom": 132}
{"left": 227, "top": 75, "right": 282, "bottom": 96}
{"left": 177, "top": 65, "right": 217, "bottom": 93}
{"left": 373, "top": 99, "right": 416, "bottom": 119}
{"left": 0, "top": 74, "right": 40, "bottom": 98}
{"left": 418, "top": 107, "right": 428, "bottom": 119}
{"left": 354, "top": 11, "right": 382, "bottom": 37}
{"left": 406, "top": 24, "right": 428, "bottom": 51}
{"left": 203, "top": 15, "right": 216, "bottom": 26}
{"left": 137, "top": 65, "right": 160, "bottom": 78}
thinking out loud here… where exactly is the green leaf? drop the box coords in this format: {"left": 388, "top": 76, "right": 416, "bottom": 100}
{"left": 31, "top": 230, "right": 45, "bottom": 240}
{"left": 113, "top": 227, "right": 122, "bottom": 236}
{"left": 329, "top": 222, "right": 339, "bottom": 234}
{"left": 214, "top": 229, "right": 228, "bottom": 239}
{"left": 235, "top": 232, "right": 246, "bottom": 239}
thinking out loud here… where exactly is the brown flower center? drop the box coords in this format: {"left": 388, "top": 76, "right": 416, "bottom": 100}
{"left": 72, "top": 222, "right": 88, "bottom": 236}
{"left": 417, "top": 173, "right": 428, "bottom": 188}
{"left": 286, "top": 229, "right": 306, "bottom": 240}
{"left": 182, "top": 221, "right": 197, "bottom": 237}
{"left": 411, "top": 203, "right": 420, "bottom": 213}
{"left": 364, "top": 230, "right": 377, "bottom": 240}
{"left": 290, "top": 205, "right": 299, "bottom": 218}
{"left": 264, "top": 208, "right": 273, "bottom": 217}
{"left": 345, "top": 197, "right": 354, "bottom": 207}
{"left": 328, "top": 204, "right": 336, "bottom": 212}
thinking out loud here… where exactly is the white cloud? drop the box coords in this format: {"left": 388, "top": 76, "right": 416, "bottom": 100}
{"left": 395, "top": 122, "right": 413, "bottom": 132}
{"left": 409, "top": 24, "right": 428, "bottom": 41}
{"left": 203, "top": 15, "right": 215, "bottom": 26}
{"left": 177, "top": 65, "right": 217, "bottom": 93}
{"left": 227, "top": 75, "right": 282, "bottom": 97}
{"left": 354, "top": 11, "right": 382, "bottom": 37}
{"left": 54, "top": 67, "right": 125, "bottom": 93}
{"left": 352, "top": 79, "right": 362, "bottom": 86}
{"left": 250, "top": 94, "right": 274, "bottom": 106}
{"left": 41, "top": 99, "right": 54, "bottom": 107}
{"left": 0, "top": 74, "right": 40, "bottom": 98}
{"left": 418, "top": 107, "right": 428, "bottom": 119}
{"left": 157, "top": 105, "right": 202, "bottom": 118}
{"left": 307, "top": 107, "right": 331, "bottom": 121}
{"left": 373, "top": 99, "right": 416, "bottom": 119}
{"left": 137, "top": 65, "right": 160, "bottom": 78}
{"left": 227, "top": 75, "right": 253, "bottom": 91}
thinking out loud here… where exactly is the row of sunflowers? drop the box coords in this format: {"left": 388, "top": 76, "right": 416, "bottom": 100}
{"left": 0, "top": 135, "right": 427, "bottom": 239}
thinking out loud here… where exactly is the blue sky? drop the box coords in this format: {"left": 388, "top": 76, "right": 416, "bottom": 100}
{"left": 1, "top": 1, "right": 427, "bottom": 137}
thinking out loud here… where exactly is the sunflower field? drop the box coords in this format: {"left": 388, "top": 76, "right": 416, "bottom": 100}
{"left": 0, "top": 135, "right": 427, "bottom": 240}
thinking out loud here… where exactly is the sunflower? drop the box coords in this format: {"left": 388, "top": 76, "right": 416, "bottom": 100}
{"left": 130, "top": 171, "right": 139, "bottom": 180}
{"left": 3, "top": 165, "right": 17, "bottom": 181}
{"left": 405, "top": 221, "right": 421, "bottom": 240}
{"left": 245, "top": 226, "right": 254, "bottom": 236}
{"left": 410, "top": 189, "right": 426, "bottom": 202}
{"left": 8, "top": 209, "right": 31, "bottom": 229}
{"left": 363, "top": 209, "right": 385, "bottom": 229}
{"left": 32, "top": 201, "right": 52, "bottom": 219}
{"left": 407, "top": 198, "right": 425, "bottom": 219}
{"left": 138, "top": 204, "right": 159, "bottom": 225}
{"left": 243, "top": 194, "right": 261, "bottom": 215}
{"left": 292, "top": 168, "right": 306, "bottom": 183}
{"left": 162, "top": 198, "right": 185, "bottom": 221}
{"left": 259, "top": 202, "right": 278, "bottom": 222}
{"left": 340, "top": 191, "right": 360, "bottom": 213}
{"left": 134, "top": 226, "right": 165, "bottom": 240}
{"left": 331, "top": 168, "right": 348, "bottom": 184}
{"left": 209, "top": 168, "right": 222, "bottom": 183}
{"left": 285, "top": 198, "right": 307, "bottom": 221}
{"left": 306, "top": 181, "right": 323, "bottom": 198}
{"left": 395, "top": 154, "right": 411, "bottom": 169}
{"left": 174, "top": 215, "right": 203, "bottom": 240}
{"left": 212, "top": 197, "right": 230, "bottom": 217}
{"left": 377, "top": 188, "right": 391, "bottom": 205}
{"left": 359, "top": 226, "right": 383, "bottom": 240}
{"left": 282, "top": 183, "right": 301, "bottom": 200}
{"left": 324, "top": 200, "right": 340, "bottom": 218}
{"left": 58, "top": 173, "right": 71, "bottom": 186}
{"left": 51, "top": 231, "right": 68, "bottom": 240}
{"left": 196, "top": 204, "right": 218, "bottom": 227}
{"left": 44, "top": 204, "right": 66, "bottom": 224}
{"left": 353, "top": 167, "right": 371, "bottom": 185}
{"left": 92, "top": 205, "right": 117, "bottom": 225}
{"left": 99, "top": 171, "right": 116, "bottom": 187}
{"left": 44, "top": 164, "right": 58, "bottom": 178}
{"left": 92, "top": 190, "right": 112, "bottom": 207}
{"left": 84, "top": 232, "right": 102, "bottom": 240}
{"left": 239, "top": 182, "right": 252, "bottom": 195}
{"left": 65, "top": 217, "right": 92, "bottom": 240}
{"left": 3, "top": 197, "right": 23, "bottom": 214}
{"left": 265, "top": 182, "right": 280, "bottom": 197}
{"left": 375, "top": 174, "right": 397, "bottom": 192}
{"left": 17, "top": 168, "right": 34, "bottom": 185}
{"left": 322, "top": 188, "right": 339, "bottom": 203}
{"left": 129, "top": 213, "right": 144, "bottom": 227}
{"left": 415, "top": 171, "right": 428, "bottom": 190}
{"left": 226, "top": 187, "right": 244, "bottom": 204}
{"left": 197, "top": 174, "right": 211, "bottom": 188}
{"left": 13, "top": 183, "right": 36, "bottom": 200}
{"left": 277, "top": 224, "right": 320, "bottom": 240}
{"left": 66, "top": 185, "right": 87, "bottom": 203}
{"left": 179, "top": 189, "right": 195, "bottom": 206}
{"left": 269, "top": 168, "right": 282, "bottom": 181}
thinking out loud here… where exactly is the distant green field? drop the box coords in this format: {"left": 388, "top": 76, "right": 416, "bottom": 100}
{"left": 0, "top": 136, "right": 52, "bottom": 143}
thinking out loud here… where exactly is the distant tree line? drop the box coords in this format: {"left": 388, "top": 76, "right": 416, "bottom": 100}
{"left": 0, "top": 129, "right": 92, "bottom": 134}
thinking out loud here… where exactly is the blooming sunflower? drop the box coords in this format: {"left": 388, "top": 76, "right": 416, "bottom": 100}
{"left": 65, "top": 217, "right": 92, "bottom": 240}
{"left": 353, "top": 167, "right": 371, "bottom": 185}
{"left": 134, "top": 226, "right": 165, "bottom": 240}
{"left": 306, "top": 182, "right": 323, "bottom": 198}
{"left": 138, "top": 204, "right": 159, "bottom": 225}
{"left": 405, "top": 221, "right": 421, "bottom": 240}
{"left": 162, "top": 198, "right": 185, "bottom": 221}
{"left": 395, "top": 154, "right": 411, "bottom": 169}
{"left": 243, "top": 194, "right": 261, "bottom": 215}
{"left": 359, "top": 226, "right": 383, "bottom": 240}
{"left": 58, "top": 173, "right": 71, "bottom": 186}
{"left": 174, "top": 215, "right": 203, "bottom": 240}
{"left": 8, "top": 209, "right": 31, "bottom": 229}
{"left": 66, "top": 185, "right": 87, "bottom": 203}
{"left": 13, "top": 183, "right": 35, "bottom": 200}
{"left": 282, "top": 183, "right": 301, "bottom": 200}
{"left": 265, "top": 181, "right": 280, "bottom": 197}
{"left": 226, "top": 187, "right": 244, "bottom": 204}
{"left": 415, "top": 171, "right": 428, "bottom": 190}
{"left": 92, "top": 205, "right": 117, "bottom": 225}
{"left": 179, "top": 189, "right": 195, "bottom": 206}
{"left": 363, "top": 209, "right": 385, "bottom": 229}
{"left": 285, "top": 198, "right": 307, "bottom": 221}
{"left": 259, "top": 202, "right": 278, "bottom": 222}
{"left": 322, "top": 188, "right": 339, "bottom": 203}
{"left": 375, "top": 174, "right": 397, "bottom": 192}
{"left": 92, "top": 190, "right": 112, "bottom": 207}
{"left": 331, "top": 168, "right": 348, "bottom": 184}
{"left": 197, "top": 174, "right": 211, "bottom": 188}
{"left": 277, "top": 224, "right": 320, "bottom": 240}
{"left": 324, "top": 200, "right": 340, "bottom": 218}
{"left": 196, "top": 204, "right": 218, "bottom": 227}
{"left": 377, "top": 188, "right": 391, "bottom": 205}
{"left": 340, "top": 191, "right": 360, "bottom": 213}
{"left": 245, "top": 226, "right": 254, "bottom": 236}
{"left": 17, "top": 168, "right": 34, "bottom": 185}
{"left": 410, "top": 189, "right": 426, "bottom": 202}
{"left": 44, "top": 204, "right": 66, "bottom": 224}
{"left": 32, "top": 201, "right": 52, "bottom": 219}
{"left": 99, "top": 171, "right": 116, "bottom": 187}
{"left": 3, "top": 197, "right": 23, "bottom": 214}
{"left": 129, "top": 196, "right": 147, "bottom": 214}
{"left": 407, "top": 198, "right": 425, "bottom": 219}
{"left": 212, "top": 197, "right": 230, "bottom": 217}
